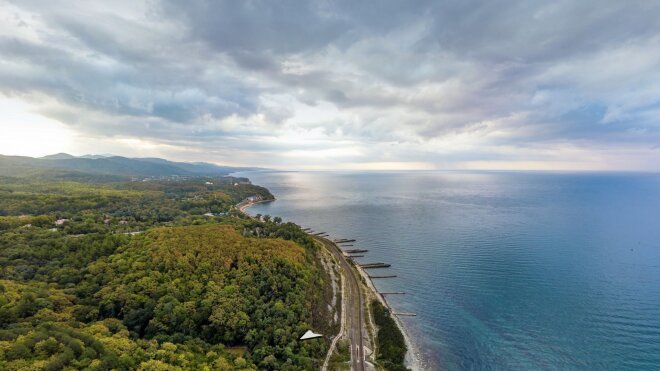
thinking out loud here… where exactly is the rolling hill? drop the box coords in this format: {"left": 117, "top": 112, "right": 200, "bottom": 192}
{"left": 0, "top": 153, "right": 257, "bottom": 179}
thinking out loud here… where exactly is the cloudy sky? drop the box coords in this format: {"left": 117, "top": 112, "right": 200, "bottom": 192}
{"left": 1, "top": 1, "right": 660, "bottom": 170}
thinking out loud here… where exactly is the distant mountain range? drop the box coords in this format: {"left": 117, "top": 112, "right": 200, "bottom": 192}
{"left": 0, "top": 153, "right": 259, "bottom": 179}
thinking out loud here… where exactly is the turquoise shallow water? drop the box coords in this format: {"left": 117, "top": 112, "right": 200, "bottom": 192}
{"left": 236, "top": 171, "right": 660, "bottom": 370}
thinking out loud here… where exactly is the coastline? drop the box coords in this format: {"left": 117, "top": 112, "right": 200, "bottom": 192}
{"left": 236, "top": 198, "right": 274, "bottom": 213}
{"left": 240, "top": 198, "right": 421, "bottom": 370}
{"left": 354, "top": 263, "right": 422, "bottom": 371}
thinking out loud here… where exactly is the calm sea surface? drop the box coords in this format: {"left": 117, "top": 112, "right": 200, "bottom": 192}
{"left": 235, "top": 171, "right": 660, "bottom": 370}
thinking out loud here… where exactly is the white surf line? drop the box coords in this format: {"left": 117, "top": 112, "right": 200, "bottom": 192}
{"left": 322, "top": 268, "right": 347, "bottom": 371}
{"left": 356, "top": 264, "right": 423, "bottom": 371}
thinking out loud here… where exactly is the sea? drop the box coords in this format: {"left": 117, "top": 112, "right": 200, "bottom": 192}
{"left": 234, "top": 170, "right": 660, "bottom": 370}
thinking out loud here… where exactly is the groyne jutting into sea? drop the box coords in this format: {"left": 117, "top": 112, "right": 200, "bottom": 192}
{"left": 295, "top": 224, "right": 419, "bottom": 369}
{"left": 302, "top": 227, "right": 416, "bottom": 320}
{"left": 359, "top": 262, "right": 392, "bottom": 269}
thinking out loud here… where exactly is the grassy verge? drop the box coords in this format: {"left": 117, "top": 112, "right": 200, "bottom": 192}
{"left": 328, "top": 339, "right": 351, "bottom": 370}
{"left": 371, "top": 300, "right": 410, "bottom": 371}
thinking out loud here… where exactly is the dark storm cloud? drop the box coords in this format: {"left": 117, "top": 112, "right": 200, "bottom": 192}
{"left": 160, "top": 1, "right": 347, "bottom": 55}
{"left": 1, "top": 1, "right": 261, "bottom": 125}
{"left": 2, "top": 0, "right": 660, "bottom": 168}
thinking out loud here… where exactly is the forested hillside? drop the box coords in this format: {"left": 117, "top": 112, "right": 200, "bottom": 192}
{"left": 0, "top": 172, "right": 334, "bottom": 370}
{"left": 0, "top": 154, "right": 257, "bottom": 178}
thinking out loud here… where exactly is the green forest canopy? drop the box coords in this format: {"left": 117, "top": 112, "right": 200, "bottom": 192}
{"left": 0, "top": 174, "right": 334, "bottom": 370}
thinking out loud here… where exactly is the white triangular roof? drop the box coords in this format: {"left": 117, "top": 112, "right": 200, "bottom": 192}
{"left": 300, "top": 330, "right": 323, "bottom": 340}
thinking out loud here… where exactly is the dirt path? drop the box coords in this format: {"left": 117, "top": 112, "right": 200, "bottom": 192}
{"left": 313, "top": 235, "right": 366, "bottom": 371}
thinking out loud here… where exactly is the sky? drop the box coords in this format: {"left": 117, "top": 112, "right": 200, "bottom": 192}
{"left": 1, "top": 1, "right": 660, "bottom": 171}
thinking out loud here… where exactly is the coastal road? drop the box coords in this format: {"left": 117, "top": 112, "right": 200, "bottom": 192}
{"left": 237, "top": 199, "right": 366, "bottom": 370}
{"left": 313, "top": 236, "right": 365, "bottom": 371}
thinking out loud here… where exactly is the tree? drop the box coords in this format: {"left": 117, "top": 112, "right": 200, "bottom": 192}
{"left": 0, "top": 178, "right": 327, "bottom": 370}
